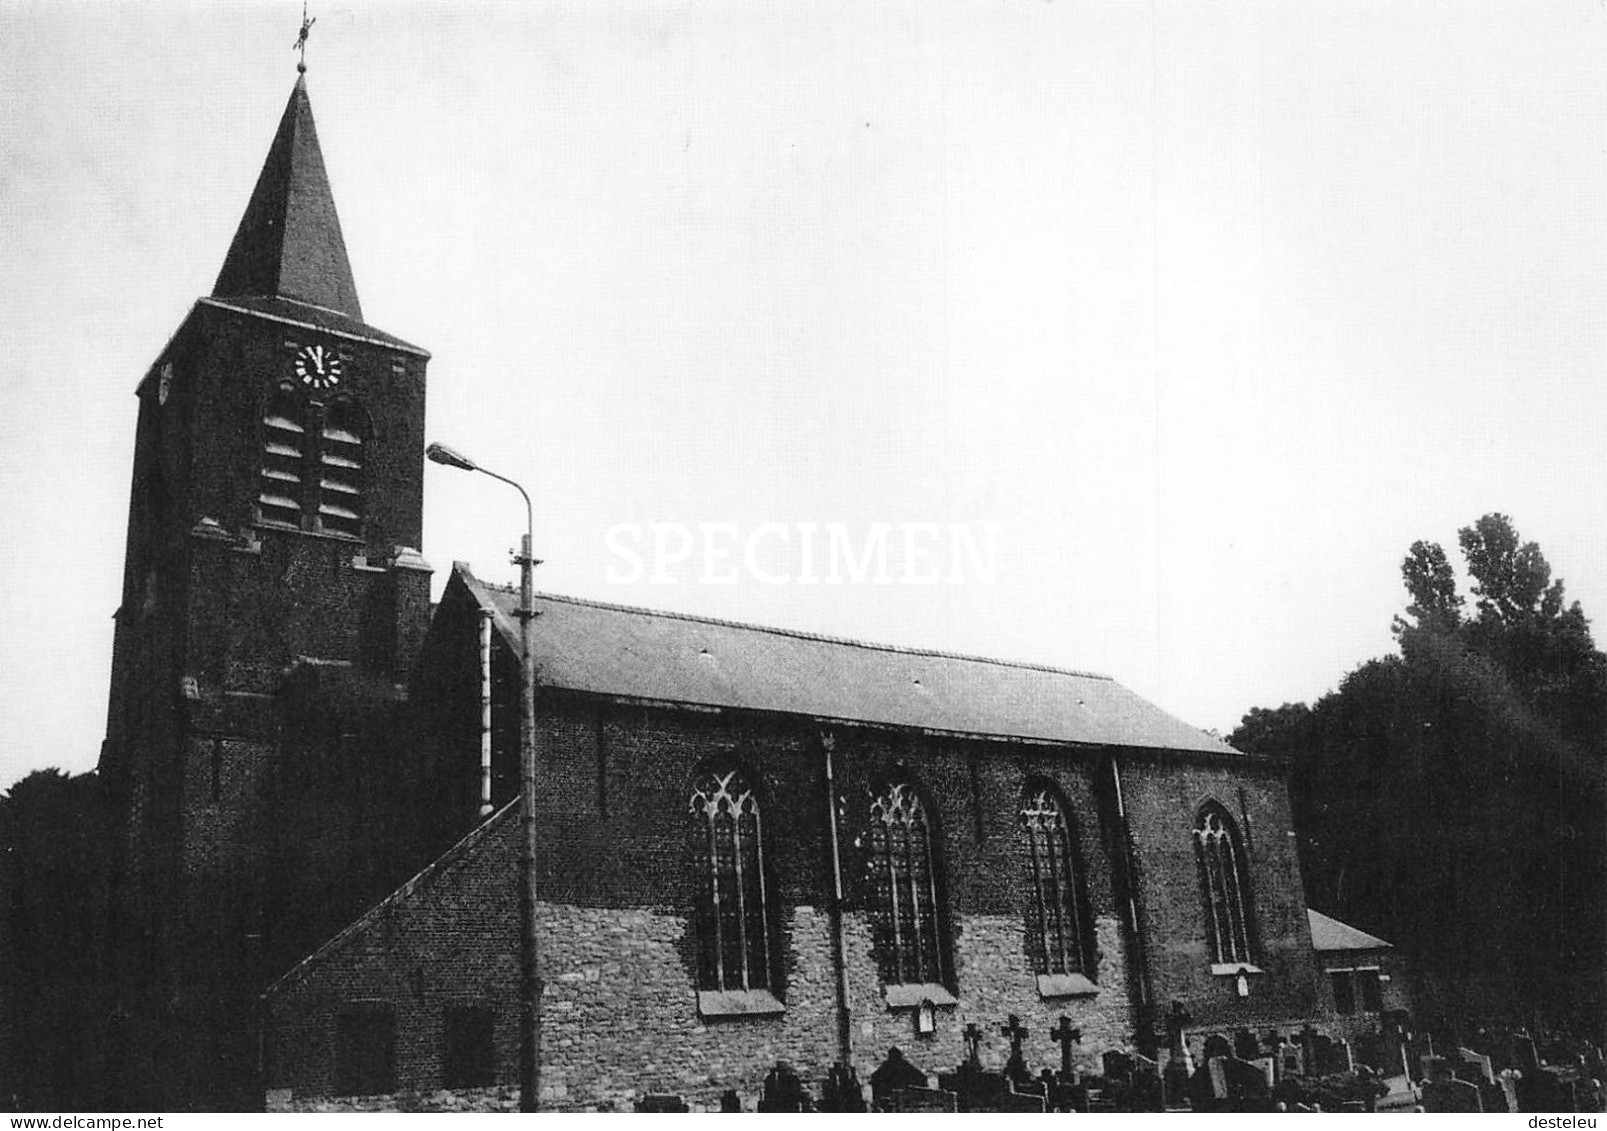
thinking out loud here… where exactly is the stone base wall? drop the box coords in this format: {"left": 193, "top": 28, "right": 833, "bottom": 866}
{"left": 268, "top": 866, "right": 1143, "bottom": 1110}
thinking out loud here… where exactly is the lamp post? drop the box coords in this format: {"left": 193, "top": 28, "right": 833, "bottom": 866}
{"left": 425, "top": 441, "right": 541, "bottom": 1112}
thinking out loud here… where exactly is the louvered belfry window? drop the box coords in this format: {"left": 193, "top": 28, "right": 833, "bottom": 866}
{"left": 867, "top": 780, "right": 947, "bottom": 986}
{"left": 689, "top": 766, "right": 773, "bottom": 992}
{"left": 1020, "top": 784, "right": 1089, "bottom": 976}
{"left": 256, "top": 386, "right": 366, "bottom": 538}
{"left": 318, "top": 401, "right": 364, "bottom": 537}
{"left": 1194, "top": 803, "right": 1255, "bottom": 965}
{"left": 258, "top": 390, "right": 306, "bottom": 527}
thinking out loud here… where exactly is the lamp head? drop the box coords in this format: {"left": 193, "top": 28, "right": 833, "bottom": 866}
{"left": 425, "top": 442, "right": 479, "bottom": 472}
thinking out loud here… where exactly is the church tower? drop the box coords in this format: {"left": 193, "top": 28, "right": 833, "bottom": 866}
{"left": 99, "top": 71, "right": 432, "bottom": 1108}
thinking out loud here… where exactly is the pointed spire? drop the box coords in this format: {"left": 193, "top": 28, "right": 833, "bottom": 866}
{"left": 212, "top": 76, "right": 363, "bottom": 321}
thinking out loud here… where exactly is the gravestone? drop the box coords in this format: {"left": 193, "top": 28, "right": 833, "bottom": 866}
{"left": 1187, "top": 1062, "right": 1222, "bottom": 1112}
{"left": 821, "top": 1063, "right": 865, "bottom": 1113}
{"left": 1585, "top": 1044, "right": 1604, "bottom": 1082}
{"left": 1479, "top": 1078, "right": 1514, "bottom": 1114}
{"left": 971, "top": 1089, "right": 1046, "bottom": 1113}
{"left": 1456, "top": 1046, "right": 1495, "bottom": 1085}
{"left": 1000, "top": 1015, "right": 1031, "bottom": 1086}
{"left": 1129, "top": 1053, "right": 1164, "bottom": 1113}
{"left": 1338, "top": 1101, "right": 1366, "bottom": 1113}
{"left": 1234, "top": 1029, "right": 1261, "bottom": 1061}
{"left": 1053, "top": 1079, "right": 1091, "bottom": 1113}
{"left": 1248, "top": 1057, "right": 1275, "bottom": 1091}
{"left": 1222, "top": 1056, "right": 1272, "bottom": 1113}
{"left": 1203, "top": 1034, "right": 1234, "bottom": 1064}
{"left": 718, "top": 1089, "right": 741, "bottom": 1113}
{"left": 937, "top": 1064, "right": 1007, "bottom": 1113}
{"left": 1497, "top": 1071, "right": 1521, "bottom": 1116}
{"left": 1512, "top": 1034, "right": 1540, "bottom": 1074}
{"left": 1406, "top": 1033, "right": 1435, "bottom": 1080}
{"left": 1162, "top": 1002, "right": 1193, "bottom": 1107}
{"left": 635, "top": 1094, "right": 690, "bottom": 1112}
{"left": 884, "top": 1087, "right": 957, "bottom": 1113}
{"left": 1423, "top": 1077, "right": 1483, "bottom": 1114}
{"left": 1299, "top": 1025, "right": 1320, "bottom": 1075}
{"left": 960, "top": 1022, "right": 984, "bottom": 1068}
{"left": 757, "top": 1061, "right": 810, "bottom": 1112}
{"left": 1420, "top": 1054, "right": 1450, "bottom": 1083}
{"left": 1103, "top": 1049, "right": 1135, "bottom": 1087}
{"left": 1050, "top": 1016, "right": 1081, "bottom": 1080}
{"left": 869, "top": 1047, "right": 928, "bottom": 1107}
{"left": 1312, "top": 1034, "right": 1351, "bottom": 1076}
{"left": 1381, "top": 1027, "right": 1411, "bottom": 1078}
{"left": 1207, "top": 1057, "right": 1229, "bottom": 1102}
{"left": 1277, "top": 1039, "right": 1305, "bottom": 1079}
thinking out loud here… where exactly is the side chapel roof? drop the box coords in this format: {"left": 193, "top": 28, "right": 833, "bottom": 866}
{"left": 454, "top": 564, "right": 1235, "bottom": 755}
{"left": 1308, "top": 908, "right": 1394, "bottom": 952}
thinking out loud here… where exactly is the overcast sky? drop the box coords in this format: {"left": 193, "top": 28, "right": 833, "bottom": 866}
{"left": 4, "top": 0, "right": 1606, "bottom": 790}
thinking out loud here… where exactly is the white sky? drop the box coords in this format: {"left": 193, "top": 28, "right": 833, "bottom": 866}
{"left": 4, "top": 0, "right": 1606, "bottom": 790}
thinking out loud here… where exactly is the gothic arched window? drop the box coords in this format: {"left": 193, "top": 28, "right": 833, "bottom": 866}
{"left": 1194, "top": 803, "right": 1255, "bottom": 965}
{"left": 688, "top": 766, "right": 773, "bottom": 993}
{"left": 866, "top": 779, "right": 949, "bottom": 987}
{"left": 258, "top": 387, "right": 306, "bottom": 527}
{"left": 318, "top": 399, "right": 365, "bottom": 537}
{"left": 1020, "top": 783, "right": 1091, "bottom": 978}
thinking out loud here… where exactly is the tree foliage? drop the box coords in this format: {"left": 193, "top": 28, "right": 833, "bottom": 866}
{"left": 1230, "top": 513, "right": 1607, "bottom": 1032}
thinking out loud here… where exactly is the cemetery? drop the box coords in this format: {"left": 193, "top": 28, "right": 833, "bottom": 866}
{"left": 270, "top": 1008, "right": 1606, "bottom": 1113}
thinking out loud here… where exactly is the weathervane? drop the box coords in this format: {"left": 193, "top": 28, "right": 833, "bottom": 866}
{"left": 294, "top": 1, "right": 315, "bottom": 73}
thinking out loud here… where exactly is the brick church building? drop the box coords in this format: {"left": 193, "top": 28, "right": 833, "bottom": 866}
{"left": 99, "top": 69, "right": 1356, "bottom": 1111}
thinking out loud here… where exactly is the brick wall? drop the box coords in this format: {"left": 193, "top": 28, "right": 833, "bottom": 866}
{"left": 266, "top": 678, "right": 1325, "bottom": 1109}
{"left": 1120, "top": 755, "right": 1322, "bottom": 1035}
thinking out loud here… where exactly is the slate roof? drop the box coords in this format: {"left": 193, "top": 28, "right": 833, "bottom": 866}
{"left": 1308, "top": 908, "right": 1394, "bottom": 952}
{"left": 455, "top": 564, "right": 1235, "bottom": 755}
{"left": 212, "top": 76, "right": 364, "bottom": 322}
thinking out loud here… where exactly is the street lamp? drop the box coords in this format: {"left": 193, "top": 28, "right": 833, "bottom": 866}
{"left": 425, "top": 441, "right": 542, "bottom": 1112}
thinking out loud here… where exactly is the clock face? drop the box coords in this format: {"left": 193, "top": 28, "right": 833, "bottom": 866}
{"left": 294, "top": 344, "right": 343, "bottom": 390}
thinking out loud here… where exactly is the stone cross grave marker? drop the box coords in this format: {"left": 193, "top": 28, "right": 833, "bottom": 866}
{"left": 1050, "top": 1015, "right": 1080, "bottom": 1078}
{"left": 960, "top": 1021, "right": 983, "bottom": 1068}
{"left": 1001, "top": 1014, "right": 1030, "bottom": 1083}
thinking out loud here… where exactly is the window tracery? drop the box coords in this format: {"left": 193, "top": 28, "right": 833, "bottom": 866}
{"left": 866, "top": 779, "right": 948, "bottom": 986}
{"left": 688, "top": 766, "right": 772, "bottom": 993}
{"left": 1194, "top": 803, "right": 1255, "bottom": 965}
{"left": 1020, "top": 784, "right": 1090, "bottom": 977}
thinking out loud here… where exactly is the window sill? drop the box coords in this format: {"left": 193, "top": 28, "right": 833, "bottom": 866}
{"left": 883, "top": 983, "right": 958, "bottom": 1009}
{"left": 1037, "top": 972, "right": 1099, "bottom": 999}
{"left": 1210, "top": 962, "right": 1264, "bottom": 977}
{"left": 250, "top": 520, "right": 364, "bottom": 544}
{"left": 697, "top": 989, "right": 785, "bottom": 1017}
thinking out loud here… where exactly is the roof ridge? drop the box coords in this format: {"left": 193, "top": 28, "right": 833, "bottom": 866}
{"left": 459, "top": 569, "right": 1113, "bottom": 682}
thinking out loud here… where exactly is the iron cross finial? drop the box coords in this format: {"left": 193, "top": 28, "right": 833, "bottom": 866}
{"left": 294, "top": 2, "right": 316, "bottom": 73}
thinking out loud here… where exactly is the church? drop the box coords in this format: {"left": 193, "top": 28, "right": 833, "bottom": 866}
{"left": 98, "top": 63, "right": 1366, "bottom": 1112}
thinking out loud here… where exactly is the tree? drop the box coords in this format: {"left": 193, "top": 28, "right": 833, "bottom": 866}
{"left": 1230, "top": 513, "right": 1607, "bottom": 1034}
{"left": 1396, "top": 540, "right": 1463, "bottom": 636}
